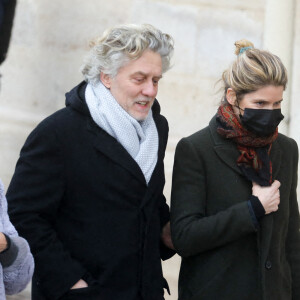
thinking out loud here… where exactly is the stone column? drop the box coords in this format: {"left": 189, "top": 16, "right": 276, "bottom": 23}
{"left": 263, "top": 0, "right": 296, "bottom": 135}
{"left": 289, "top": 0, "right": 300, "bottom": 146}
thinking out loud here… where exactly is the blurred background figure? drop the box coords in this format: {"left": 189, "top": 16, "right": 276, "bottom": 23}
{"left": 0, "top": 180, "right": 34, "bottom": 298}
{"left": 0, "top": 0, "right": 16, "bottom": 88}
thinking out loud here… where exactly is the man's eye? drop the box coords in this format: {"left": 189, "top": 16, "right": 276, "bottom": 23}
{"left": 134, "top": 78, "right": 144, "bottom": 82}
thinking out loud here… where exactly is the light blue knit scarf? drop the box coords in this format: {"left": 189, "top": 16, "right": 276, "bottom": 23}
{"left": 85, "top": 81, "right": 158, "bottom": 184}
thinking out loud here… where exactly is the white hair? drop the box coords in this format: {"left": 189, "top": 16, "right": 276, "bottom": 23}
{"left": 81, "top": 24, "right": 174, "bottom": 85}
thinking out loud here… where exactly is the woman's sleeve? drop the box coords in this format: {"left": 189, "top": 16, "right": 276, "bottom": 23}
{"left": 0, "top": 180, "right": 34, "bottom": 295}
{"left": 170, "top": 137, "right": 257, "bottom": 257}
{"left": 285, "top": 139, "right": 300, "bottom": 299}
{"left": 2, "top": 236, "right": 34, "bottom": 295}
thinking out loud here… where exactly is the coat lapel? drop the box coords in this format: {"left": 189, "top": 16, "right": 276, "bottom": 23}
{"left": 209, "top": 116, "right": 243, "bottom": 176}
{"left": 151, "top": 111, "right": 167, "bottom": 182}
{"left": 87, "top": 119, "right": 147, "bottom": 185}
{"left": 140, "top": 111, "right": 167, "bottom": 207}
{"left": 260, "top": 139, "right": 282, "bottom": 261}
{"left": 269, "top": 139, "right": 282, "bottom": 180}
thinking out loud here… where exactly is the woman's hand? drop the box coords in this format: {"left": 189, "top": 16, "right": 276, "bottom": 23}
{"left": 161, "top": 221, "right": 175, "bottom": 250}
{"left": 0, "top": 233, "right": 8, "bottom": 252}
{"left": 252, "top": 180, "right": 281, "bottom": 214}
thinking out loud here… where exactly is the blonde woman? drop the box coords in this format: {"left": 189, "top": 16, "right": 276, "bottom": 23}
{"left": 171, "top": 40, "right": 300, "bottom": 300}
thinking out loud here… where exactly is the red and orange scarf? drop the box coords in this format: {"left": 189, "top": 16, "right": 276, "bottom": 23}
{"left": 216, "top": 103, "right": 278, "bottom": 186}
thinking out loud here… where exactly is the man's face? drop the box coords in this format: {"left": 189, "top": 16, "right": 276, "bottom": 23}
{"left": 101, "top": 50, "right": 163, "bottom": 121}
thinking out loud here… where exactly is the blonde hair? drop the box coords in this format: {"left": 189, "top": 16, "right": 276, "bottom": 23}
{"left": 81, "top": 24, "right": 174, "bottom": 85}
{"left": 221, "top": 39, "right": 288, "bottom": 101}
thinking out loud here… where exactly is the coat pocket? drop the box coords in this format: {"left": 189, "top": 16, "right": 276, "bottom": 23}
{"left": 60, "top": 285, "right": 101, "bottom": 300}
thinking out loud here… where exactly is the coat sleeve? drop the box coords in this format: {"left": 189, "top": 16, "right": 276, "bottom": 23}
{"left": 3, "top": 236, "right": 34, "bottom": 295}
{"left": 285, "top": 139, "right": 300, "bottom": 299}
{"left": 6, "top": 118, "right": 88, "bottom": 299}
{"left": 170, "top": 137, "right": 257, "bottom": 258}
{"left": 159, "top": 194, "right": 176, "bottom": 260}
{"left": 0, "top": 180, "right": 34, "bottom": 295}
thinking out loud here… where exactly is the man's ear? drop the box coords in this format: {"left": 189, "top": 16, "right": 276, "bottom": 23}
{"left": 100, "top": 72, "right": 111, "bottom": 88}
{"left": 226, "top": 88, "right": 237, "bottom": 106}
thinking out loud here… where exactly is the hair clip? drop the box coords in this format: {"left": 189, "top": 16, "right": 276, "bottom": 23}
{"left": 239, "top": 46, "right": 253, "bottom": 55}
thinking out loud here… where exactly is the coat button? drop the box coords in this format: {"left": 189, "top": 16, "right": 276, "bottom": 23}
{"left": 265, "top": 260, "right": 272, "bottom": 270}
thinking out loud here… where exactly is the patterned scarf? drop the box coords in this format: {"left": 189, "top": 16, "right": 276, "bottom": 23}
{"left": 85, "top": 81, "right": 158, "bottom": 184}
{"left": 216, "top": 103, "right": 278, "bottom": 186}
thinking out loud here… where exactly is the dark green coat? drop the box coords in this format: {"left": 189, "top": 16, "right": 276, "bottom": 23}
{"left": 171, "top": 115, "right": 300, "bottom": 300}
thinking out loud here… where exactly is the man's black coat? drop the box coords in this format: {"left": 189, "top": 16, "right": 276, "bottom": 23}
{"left": 7, "top": 81, "right": 174, "bottom": 300}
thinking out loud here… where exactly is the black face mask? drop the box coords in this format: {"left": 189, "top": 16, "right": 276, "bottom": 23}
{"left": 239, "top": 108, "right": 284, "bottom": 137}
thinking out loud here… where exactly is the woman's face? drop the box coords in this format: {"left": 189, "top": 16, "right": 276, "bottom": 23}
{"left": 227, "top": 85, "right": 284, "bottom": 116}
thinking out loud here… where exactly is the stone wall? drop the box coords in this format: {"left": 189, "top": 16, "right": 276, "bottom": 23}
{"left": 1, "top": 1, "right": 299, "bottom": 299}
{"left": 290, "top": 0, "right": 300, "bottom": 142}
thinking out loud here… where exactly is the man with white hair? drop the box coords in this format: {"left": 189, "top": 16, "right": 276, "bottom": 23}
{"left": 7, "top": 24, "right": 175, "bottom": 300}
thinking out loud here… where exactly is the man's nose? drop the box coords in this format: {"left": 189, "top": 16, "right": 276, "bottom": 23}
{"left": 142, "top": 81, "right": 157, "bottom": 97}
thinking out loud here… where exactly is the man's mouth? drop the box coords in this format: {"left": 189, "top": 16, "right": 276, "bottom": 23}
{"left": 136, "top": 101, "right": 149, "bottom": 106}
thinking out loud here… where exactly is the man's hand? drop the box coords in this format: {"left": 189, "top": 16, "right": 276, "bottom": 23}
{"left": 252, "top": 180, "right": 281, "bottom": 214}
{"left": 0, "top": 233, "right": 8, "bottom": 252}
{"left": 71, "top": 279, "right": 88, "bottom": 289}
{"left": 161, "top": 221, "right": 175, "bottom": 250}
